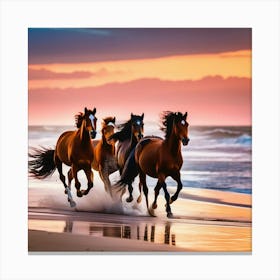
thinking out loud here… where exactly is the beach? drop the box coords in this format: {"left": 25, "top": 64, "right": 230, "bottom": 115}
{"left": 28, "top": 124, "right": 251, "bottom": 252}
{"left": 28, "top": 184, "right": 251, "bottom": 252}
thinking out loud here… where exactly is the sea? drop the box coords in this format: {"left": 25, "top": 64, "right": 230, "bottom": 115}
{"left": 28, "top": 122, "right": 252, "bottom": 195}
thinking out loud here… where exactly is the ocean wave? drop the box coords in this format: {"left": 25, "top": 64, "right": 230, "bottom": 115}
{"left": 216, "top": 134, "right": 252, "bottom": 146}
{"left": 202, "top": 128, "right": 249, "bottom": 139}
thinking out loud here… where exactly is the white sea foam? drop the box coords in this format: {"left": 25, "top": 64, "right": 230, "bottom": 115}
{"left": 29, "top": 170, "right": 147, "bottom": 216}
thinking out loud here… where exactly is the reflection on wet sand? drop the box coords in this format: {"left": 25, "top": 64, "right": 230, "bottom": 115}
{"left": 31, "top": 219, "right": 177, "bottom": 247}
{"left": 88, "top": 221, "right": 176, "bottom": 246}
{"left": 28, "top": 213, "right": 252, "bottom": 251}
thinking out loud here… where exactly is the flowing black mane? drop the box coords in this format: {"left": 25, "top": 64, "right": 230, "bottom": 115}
{"left": 75, "top": 112, "right": 84, "bottom": 128}
{"left": 160, "top": 111, "right": 184, "bottom": 138}
{"left": 109, "top": 114, "right": 143, "bottom": 142}
{"left": 109, "top": 119, "right": 133, "bottom": 141}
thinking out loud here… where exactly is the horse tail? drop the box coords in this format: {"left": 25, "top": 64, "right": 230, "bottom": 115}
{"left": 28, "top": 147, "right": 56, "bottom": 179}
{"left": 117, "top": 148, "right": 139, "bottom": 187}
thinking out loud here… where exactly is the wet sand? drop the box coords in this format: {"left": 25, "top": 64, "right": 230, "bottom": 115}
{"left": 28, "top": 187, "right": 252, "bottom": 252}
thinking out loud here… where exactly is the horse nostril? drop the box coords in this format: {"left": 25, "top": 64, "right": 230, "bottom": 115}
{"left": 182, "top": 137, "right": 190, "bottom": 146}
{"left": 90, "top": 131, "right": 97, "bottom": 139}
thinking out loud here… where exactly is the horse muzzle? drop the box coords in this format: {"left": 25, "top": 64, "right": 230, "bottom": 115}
{"left": 90, "top": 130, "right": 97, "bottom": 139}
{"left": 138, "top": 134, "right": 143, "bottom": 140}
{"left": 182, "top": 137, "right": 190, "bottom": 146}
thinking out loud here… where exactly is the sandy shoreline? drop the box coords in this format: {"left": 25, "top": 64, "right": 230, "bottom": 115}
{"left": 28, "top": 187, "right": 252, "bottom": 252}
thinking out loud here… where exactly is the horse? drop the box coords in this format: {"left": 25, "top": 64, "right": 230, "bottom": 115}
{"left": 109, "top": 113, "right": 144, "bottom": 202}
{"left": 28, "top": 107, "right": 98, "bottom": 207}
{"left": 91, "top": 117, "right": 118, "bottom": 197}
{"left": 117, "top": 111, "right": 190, "bottom": 217}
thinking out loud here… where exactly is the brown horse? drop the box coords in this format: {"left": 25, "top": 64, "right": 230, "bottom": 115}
{"left": 28, "top": 107, "right": 97, "bottom": 207}
{"left": 109, "top": 113, "right": 144, "bottom": 202}
{"left": 118, "top": 111, "right": 189, "bottom": 217}
{"left": 91, "top": 117, "right": 118, "bottom": 196}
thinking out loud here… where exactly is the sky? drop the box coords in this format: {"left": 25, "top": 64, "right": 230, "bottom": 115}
{"left": 28, "top": 28, "right": 252, "bottom": 126}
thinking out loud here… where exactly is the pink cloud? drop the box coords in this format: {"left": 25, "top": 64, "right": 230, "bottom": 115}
{"left": 28, "top": 76, "right": 251, "bottom": 126}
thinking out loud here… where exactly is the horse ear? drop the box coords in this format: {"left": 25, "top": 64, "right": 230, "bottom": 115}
{"left": 141, "top": 113, "right": 144, "bottom": 120}
{"left": 113, "top": 117, "right": 116, "bottom": 123}
{"left": 131, "top": 113, "right": 133, "bottom": 118}
{"left": 84, "top": 107, "right": 88, "bottom": 114}
{"left": 93, "top": 108, "right": 96, "bottom": 114}
{"left": 183, "top": 112, "right": 188, "bottom": 119}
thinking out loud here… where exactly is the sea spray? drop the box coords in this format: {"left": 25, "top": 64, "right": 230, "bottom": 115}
{"left": 29, "top": 170, "right": 147, "bottom": 216}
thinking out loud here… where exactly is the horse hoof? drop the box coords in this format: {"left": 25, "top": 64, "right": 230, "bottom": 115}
{"left": 148, "top": 208, "right": 156, "bottom": 217}
{"left": 137, "top": 196, "right": 142, "bottom": 203}
{"left": 77, "top": 191, "right": 83, "bottom": 197}
{"left": 64, "top": 189, "right": 68, "bottom": 194}
{"left": 81, "top": 190, "right": 88, "bottom": 196}
{"left": 152, "top": 203, "right": 157, "bottom": 209}
{"left": 126, "top": 196, "right": 133, "bottom": 203}
{"left": 167, "top": 212, "right": 173, "bottom": 218}
{"left": 70, "top": 200, "right": 76, "bottom": 208}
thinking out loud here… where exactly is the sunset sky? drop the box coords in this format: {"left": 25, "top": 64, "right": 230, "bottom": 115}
{"left": 28, "top": 28, "right": 251, "bottom": 126}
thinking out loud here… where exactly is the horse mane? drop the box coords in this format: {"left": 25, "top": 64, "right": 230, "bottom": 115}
{"left": 109, "top": 119, "right": 132, "bottom": 141}
{"left": 75, "top": 112, "right": 84, "bottom": 128}
{"left": 160, "top": 111, "right": 184, "bottom": 138}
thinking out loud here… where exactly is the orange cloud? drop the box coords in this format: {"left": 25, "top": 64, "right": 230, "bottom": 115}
{"left": 28, "top": 68, "right": 93, "bottom": 80}
{"left": 28, "top": 50, "right": 251, "bottom": 89}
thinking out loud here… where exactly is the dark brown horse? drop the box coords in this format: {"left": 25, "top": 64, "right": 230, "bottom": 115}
{"left": 91, "top": 117, "right": 118, "bottom": 196}
{"left": 109, "top": 113, "right": 144, "bottom": 202}
{"left": 118, "top": 111, "right": 189, "bottom": 217}
{"left": 28, "top": 107, "right": 97, "bottom": 207}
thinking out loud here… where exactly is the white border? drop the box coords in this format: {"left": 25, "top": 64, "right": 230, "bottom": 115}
{"left": 1, "top": 0, "right": 279, "bottom": 279}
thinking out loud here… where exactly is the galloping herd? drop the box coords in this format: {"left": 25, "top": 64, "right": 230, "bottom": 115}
{"left": 29, "top": 108, "right": 190, "bottom": 217}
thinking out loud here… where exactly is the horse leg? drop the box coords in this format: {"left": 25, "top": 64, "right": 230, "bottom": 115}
{"left": 55, "top": 157, "right": 68, "bottom": 189}
{"left": 170, "top": 171, "right": 183, "bottom": 204}
{"left": 67, "top": 169, "right": 73, "bottom": 190}
{"left": 99, "top": 170, "right": 108, "bottom": 192}
{"left": 152, "top": 181, "right": 161, "bottom": 210}
{"left": 72, "top": 165, "right": 82, "bottom": 197}
{"left": 99, "top": 165, "right": 113, "bottom": 197}
{"left": 118, "top": 168, "right": 127, "bottom": 202}
{"left": 65, "top": 168, "right": 76, "bottom": 206}
{"left": 126, "top": 183, "right": 134, "bottom": 203}
{"left": 137, "top": 180, "right": 142, "bottom": 203}
{"left": 161, "top": 180, "right": 173, "bottom": 218}
{"left": 140, "top": 172, "right": 154, "bottom": 217}
{"left": 65, "top": 168, "right": 76, "bottom": 207}
{"left": 55, "top": 157, "right": 76, "bottom": 207}
{"left": 81, "top": 164, "right": 94, "bottom": 196}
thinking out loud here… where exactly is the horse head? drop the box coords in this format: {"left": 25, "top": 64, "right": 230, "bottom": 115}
{"left": 131, "top": 113, "right": 144, "bottom": 141}
{"left": 173, "top": 112, "right": 190, "bottom": 146}
{"left": 102, "top": 117, "right": 116, "bottom": 145}
{"left": 84, "top": 107, "right": 97, "bottom": 139}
